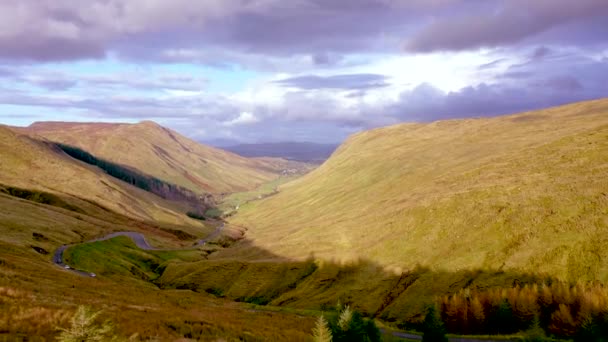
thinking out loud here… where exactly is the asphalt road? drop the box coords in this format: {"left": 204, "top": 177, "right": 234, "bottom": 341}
{"left": 53, "top": 223, "right": 224, "bottom": 276}
{"left": 382, "top": 329, "right": 516, "bottom": 342}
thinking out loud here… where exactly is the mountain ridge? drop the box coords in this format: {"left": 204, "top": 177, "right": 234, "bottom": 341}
{"left": 21, "top": 121, "right": 301, "bottom": 194}
{"left": 0, "top": 124, "right": 203, "bottom": 226}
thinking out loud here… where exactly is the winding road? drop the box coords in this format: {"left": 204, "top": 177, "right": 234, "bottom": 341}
{"left": 380, "top": 330, "right": 515, "bottom": 342}
{"left": 53, "top": 223, "right": 224, "bottom": 276}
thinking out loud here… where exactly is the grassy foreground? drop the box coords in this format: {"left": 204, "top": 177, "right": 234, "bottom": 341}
{"left": 0, "top": 192, "right": 315, "bottom": 340}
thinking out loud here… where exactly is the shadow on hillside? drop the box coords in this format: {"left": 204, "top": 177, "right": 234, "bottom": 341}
{"left": 156, "top": 237, "right": 559, "bottom": 329}
{"left": 2, "top": 188, "right": 595, "bottom": 339}
{"left": 162, "top": 237, "right": 608, "bottom": 339}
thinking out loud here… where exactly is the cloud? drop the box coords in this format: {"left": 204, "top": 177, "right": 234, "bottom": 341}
{"left": 0, "top": 1, "right": 607, "bottom": 145}
{"left": 0, "top": 0, "right": 453, "bottom": 65}
{"left": 274, "top": 74, "right": 389, "bottom": 90}
{"left": 405, "top": 0, "right": 608, "bottom": 52}
{"left": 477, "top": 59, "right": 506, "bottom": 70}
{"left": 31, "top": 78, "right": 79, "bottom": 91}
{"left": 0, "top": 0, "right": 605, "bottom": 69}
{"left": 390, "top": 58, "right": 608, "bottom": 121}
{"left": 2, "top": 48, "right": 607, "bottom": 143}
{"left": 0, "top": 66, "right": 207, "bottom": 92}
{"left": 223, "top": 111, "right": 259, "bottom": 126}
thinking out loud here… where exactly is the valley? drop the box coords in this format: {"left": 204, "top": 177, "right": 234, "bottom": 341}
{"left": 1, "top": 98, "right": 608, "bottom": 340}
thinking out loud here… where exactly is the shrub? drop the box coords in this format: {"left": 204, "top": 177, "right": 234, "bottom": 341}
{"left": 325, "top": 305, "right": 380, "bottom": 342}
{"left": 57, "top": 306, "right": 121, "bottom": 342}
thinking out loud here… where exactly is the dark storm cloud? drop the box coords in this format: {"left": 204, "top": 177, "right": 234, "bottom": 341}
{"left": 0, "top": 0, "right": 434, "bottom": 63}
{"left": 531, "top": 46, "right": 553, "bottom": 60}
{"left": 0, "top": 37, "right": 106, "bottom": 62}
{"left": 0, "top": 0, "right": 606, "bottom": 66}
{"left": 32, "top": 78, "right": 79, "bottom": 91}
{"left": 406, "top": 0, "right": 608, "bottom": 52}
{"left": 274, "top": 74, "right": 389, "bottom": 90}
{"left": 0, "top": 67, "right": 205, "bottom": 92}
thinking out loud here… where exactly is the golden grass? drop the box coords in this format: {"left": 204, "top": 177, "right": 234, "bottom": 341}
{"left": 229, "top": 98, "right": 608, "bottom": 281}
{"left": 22, "top": 121, "right": 308, "bottom": 194}
{"left": 217, "top": 175, "right": 302, "bottom": 215}
{"left": 0, "top": 126, "right": 208, "bottom": 227}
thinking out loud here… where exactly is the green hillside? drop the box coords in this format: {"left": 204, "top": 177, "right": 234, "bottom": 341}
{"left": 229, "top": 98, "right": 608, "bottom": 281}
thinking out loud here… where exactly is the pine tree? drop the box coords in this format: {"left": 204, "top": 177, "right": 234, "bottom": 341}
{"left": 422, "top": 305, "right": 448, "bottom": 342}
{"left": 522, "top": 316, "right": 547, "bottom": 342}
{"left": 575, "top": 315, "right": 604, "bottom": 342}
{"left": 57, "top": 306, "right": 120, "bottom": 342}
{"left": 312, "top": 315, "right": 333, "bottom": 342}
{"left": 338, "top": 306, "right": 353, "bottom": 331}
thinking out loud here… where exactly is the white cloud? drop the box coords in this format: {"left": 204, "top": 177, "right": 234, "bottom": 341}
{"left": 223, "top": 111, "right": 259, "bottom": 126}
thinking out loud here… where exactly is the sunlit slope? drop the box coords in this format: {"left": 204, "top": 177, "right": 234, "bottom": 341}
{"left": 25, "top": 121, "right": 288, "bottom": 194}
{"left": 231, "top": 99, "right": 608, "bottom": 281}
{"left": 0, "top": 126, "right": 201, "bottom": 226}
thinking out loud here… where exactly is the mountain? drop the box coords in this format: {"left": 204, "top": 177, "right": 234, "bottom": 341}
{"left": 23, "top": 121, "right": 296, "bottom": 194}
{"left": 222, "top": 142, "right": 339, "bottom": 162}
{"left": 229, "top": 98, "right": 608, "bottom": 281}
{"left": 0, "top": 125, "right": 202, "bottom": 226}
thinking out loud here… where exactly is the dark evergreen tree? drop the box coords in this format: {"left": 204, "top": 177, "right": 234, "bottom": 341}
{"left": 421, "top": 305, "right": 448, "bottom": 342}
{"left": 327, "top": 306, "right": 380, "bottom": 342}
{"left": 575, "top": 315, "right": 607, "bottom": 342}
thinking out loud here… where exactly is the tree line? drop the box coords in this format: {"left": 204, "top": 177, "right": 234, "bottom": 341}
{"left": 57, "top": 143, "right": 204, "bottom": 207}
{"left": 437, "top": 282, "right": 608, "bottom": 340}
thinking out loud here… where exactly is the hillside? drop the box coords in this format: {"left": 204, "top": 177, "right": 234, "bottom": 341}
{"left": 229, "top": 98, "right": 608, "bottom": 282}
{"left": 0, "top": 124, "right": 322, "bottom": 340}
{"left": 222, "top": 142, "right": 339, "bottom": 162}
{"left": 0, "top": 185, "right": 314, "bottom": 340}
{"left": 23, "top": 121, "right": 297, "bottom": 194}
{"left": 0, "top": 125, "right": 202, "bottom": 227}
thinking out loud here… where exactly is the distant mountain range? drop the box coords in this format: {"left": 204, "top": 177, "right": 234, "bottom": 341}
{"left": 219, "top": 142, "right": 339, "bottom": 162}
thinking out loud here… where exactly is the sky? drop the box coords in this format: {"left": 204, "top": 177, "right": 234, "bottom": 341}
{"left": 0, "top": 0, "right": 607, "bottom": 144}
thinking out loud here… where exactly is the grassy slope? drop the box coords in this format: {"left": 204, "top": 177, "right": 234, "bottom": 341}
{"left": 0, "top": 192, "right": 314, "bottom": 340}
{"left": 216, "top": 175, "right": 301, "bottom": 215}
{"left": 23, "top": 121, "right": 299, "bottom": 194}
{"left": 230, "top": 98, "right": 608, "bottom": 280}
{"left": 0, "top": 125, "right": 318, "bottom": 339}
{"left": 0, "top": 125, "right": 205, "bottom": 226}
